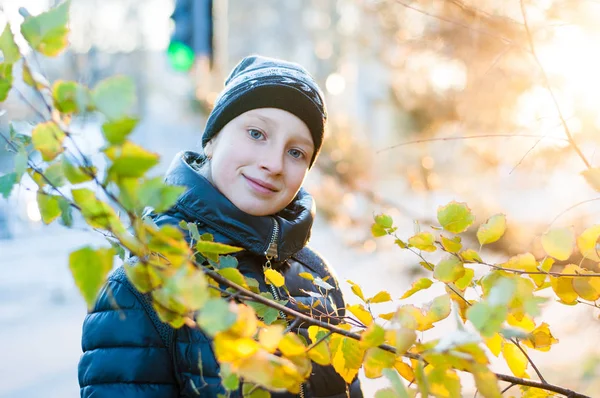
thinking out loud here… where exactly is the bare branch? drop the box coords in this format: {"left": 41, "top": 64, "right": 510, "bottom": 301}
{"left": 377, "top": 134, "right": 569, "bottom": 154}
{"left": 519, "top": 0, "right": 591, "bottom": 169}
{"left": 511, "top": 338, "right": 548, "bottom": 384}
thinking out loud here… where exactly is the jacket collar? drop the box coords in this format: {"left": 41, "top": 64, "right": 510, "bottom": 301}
{"left": 163, "top": 151, "right": 315, "bottom": 261}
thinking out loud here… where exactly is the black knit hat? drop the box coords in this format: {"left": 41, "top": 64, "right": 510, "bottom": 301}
{"left": 202, "top": 55, "right": 327, "bottom": 167}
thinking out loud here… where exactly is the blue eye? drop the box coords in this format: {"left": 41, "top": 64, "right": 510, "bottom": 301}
{"left": 248, "top": 129, "right": 264, "bottom": 140}
{"left": 288, "top": 149, "right": 304, "bottom": 159}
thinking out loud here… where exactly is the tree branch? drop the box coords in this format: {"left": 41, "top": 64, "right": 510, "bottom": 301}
{"left": 201, "top": 266, "right": 590, "bottom": 398}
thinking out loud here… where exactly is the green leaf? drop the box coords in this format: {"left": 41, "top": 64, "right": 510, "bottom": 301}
{"left": 58, "top": 196, "right": 73, "bottom": 227}
{"left": 72, "top": 188, "right": 125, "bottom": 233}
{"left": 44, "top": 159, "right": 66, "bottom": 187}
{"left": 0, "top": 62, "right": 14, "bottom": 102}
{"left": 102, "top": 117, "right": 138, "bottom": 145}
{"left": 62, "top": 157, "right": 96, "bottom": 184}
{"left": 582, "top": 167, "right": 600, "bottom": 192}
{"left": 467, "top": 302, "right": 507, "bottom": 338}
{"left": 247, "top": 293, "right": 285, "bottom": 325}
{"left": 0, "top": 25, "right": 21, "bottom": 64}
{"left": 105, "top": 141, "right": 159, "bottom": 179}
{"left": 0, "top": 172, "right": 17, "bottom": 199}
{"left": 342, "top": 336, "right": 365, "bottom": 369}
{"left": 20, "top": 0, "right": 70, "bottom": 57}
{"left": 374, "top": 387, "right": 399, "bottom": 398}
{"left": 375, "top": 214, "right": 393, "bottom": 228}
{"left": 363, "top": 347, "right": 395, "bottom": 379}
{"left": 361, "top": 323, "right": 386, "bottom": 348}
{"left": 372, "top": 223, "right": 387, "bottom": 237}
{"left": 541, "top": 227, "right": 574, "bottom": 261}
{"left": 52, "top": 80, "right": 91, "bottom": 113}
{"left": 437, "top": 201, "right": 475, "bottom": 234}
{"left": 69, "top": 246, "right": 114, "bottom": 310}
{"left": 220, "top": 365, "right": 240, "bottom": 391}
{"left": 382, "top": 368, "right": 410, "bottom": 398}
{"left": 196, "top": 240, "right": 243, "bottom": 255}
{"left": 92, "top": 75, "right": 136, "bottom": 121}
{"left": 477, "top": 214, "right": 507, "bottom": 245}
{"left": 32, "top": 122, "right": 66, "bottom": 161}
{"left": 218, "top": 268, "right": 249, "bottom": 289}
{"left": 218, "top": 255, "right": 238, "bottom": 269}
{"left": 138, "top": 177, "right": 185, "bottom": 213}
{"left": 408, "top": 232, "right": 436, "bottom": 252}
{"left": 400, "top": 278, "right": 434, "bottom": 299}
{"left": 14, "top": 149, "right": 29, "bottom": 178}
{"left": 433, "top": 256, "right": 465, "bottom": 283}
{"left": 197, "top": 298, "right": 237, "bottom": 336}
{"left": 37, "top": 192, "right": 62, "bottom": 224}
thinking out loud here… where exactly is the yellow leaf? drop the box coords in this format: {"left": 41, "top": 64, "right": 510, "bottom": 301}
{"left": 368, "top": 290, "right": 392, "bottom": 304}
{"left": 541, "top": 228, "right": 575, "bottom": 261}
{"left": 330, "top": 335, "right": 363, "bottom": 384}
{"left": 213, "top": 333, "right": 260, "bottom": 363}
{"left": 347, "top": 279, "right": 365, "bottom": 301}
{"left": 460, "top": 249, "right": 482, "bottom": 263}
{"left": 385, "top": 328, "right": 416, "bottom": 354}
{"left": 307, "top": 326, "right": 331, "bottom": 366}
{"left": 258, "top": 324, "right": 285, "bottom": 353}
{"left": 477, "top": 214, "right": 507, "bottom": 246}
{"left": 298, "top": 272, "right": 314, "bottom": 281}
{"left": 577, "top": 224, "right": 600, "bottom": 261}
{"left": 32, "top": 122, "right": 66, "bottom": 161}
{"left": 347, "top": 304, "right": 373, "bottom": 326}
{"left": 425, "top": 294, "right": 451, "bottom": 324}
{"left": 408, "top": 232, "right": 436, "bottom": 252}
{"left": 379, "top": 312, "right": 395, "bottom": 321}
{"left": 521, "top": 386, "right": 555, "bottom": 398}
{"left": 229, "top": 304, "right": 258, "bottom": 338}
{"left": 472, "top": 365, "right": 502, "bottom": 398}
{"left": 455, "top": 268, "right": 474, "bottom": 290}
{"left": 400, "top": 278, "right": 434, "bottom": 299}
{"left": 264, "top": 268, "right": 285, "bottom": 288}
{"left": 522, "top": 323, "right": 559, "bottom": 352}
{"left": 440, "top": 235, "right": 462, "bottom": 253}
{"left": 426, "top": 367, "right": 462, "bottom": 398}
{"left": 550, "top": 264, "right": 579, "bottom": 304}
{"left": 484, "top": 333, "right": 502, "bottom": 357}
{"left": 437, "top": 201, "right": 475, "bottom": 234}
{"left": 501, "top": 253, "right": 542, "bottom": 287}
{"left": 506, "top": 313, "right": 536, "bottom": 332}
{"left": 394, "top": 360, "right": 415, "bottom": 382}
{"left": 572, "top": 271, "right": 600, "bottom": 301}
{"left": 278, "top": 332, "right": 306, "bottom": 357}
{"left": 502, "top": 343, "right": 528, "bottom": 377}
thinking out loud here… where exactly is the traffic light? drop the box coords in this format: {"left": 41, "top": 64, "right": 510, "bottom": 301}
{"left": 168, "top": 0, "right": 214, "bottom": 72}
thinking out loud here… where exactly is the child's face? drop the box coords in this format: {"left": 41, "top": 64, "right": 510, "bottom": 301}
{"left": 204, "top": 108, "right": 314, "bottom": 216}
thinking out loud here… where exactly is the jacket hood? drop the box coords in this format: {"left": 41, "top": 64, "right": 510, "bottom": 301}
{"left": 163, "top": 151, "right": 315, "bottom": 261}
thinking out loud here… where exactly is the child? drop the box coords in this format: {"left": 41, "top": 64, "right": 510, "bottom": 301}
{"left": 78, "top": 55, "right": 363, "bottom": 398}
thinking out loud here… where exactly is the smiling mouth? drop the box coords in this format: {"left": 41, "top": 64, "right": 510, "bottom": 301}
{"left": 243, "top": 175, "right": 279, "bottom": 194}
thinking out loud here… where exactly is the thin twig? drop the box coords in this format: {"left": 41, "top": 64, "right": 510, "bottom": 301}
{"left": 511, "top": 338, "right": 548, "bottom": 384}
{"left": 501, "top": 383, "right": 517, "bottom": 394}
{"left": 377, "top": 134, "right": 569, "bottom": 153}
{"left": 394, "top": 0, "right": 519, "bottom": 47}
{"left": 547, "top": 197, "right": 600, "bottom": 229}
{"left": 519, "top": 0, "right": 591, "bottom": 169}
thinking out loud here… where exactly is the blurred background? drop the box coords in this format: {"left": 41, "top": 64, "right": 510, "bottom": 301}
{"left": 2, "top": 0, "right": 600, "bottom": 396}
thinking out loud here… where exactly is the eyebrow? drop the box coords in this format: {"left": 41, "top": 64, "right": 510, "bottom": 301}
{"left": 247, "top": 113, "right": 314, "bottom": 149}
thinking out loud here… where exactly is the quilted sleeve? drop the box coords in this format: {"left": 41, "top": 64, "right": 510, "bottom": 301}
{"left": 78, "top": 279, "right": 179, "bottom": 398}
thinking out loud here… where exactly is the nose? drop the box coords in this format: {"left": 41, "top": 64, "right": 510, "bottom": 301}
{"left": 258, "top": 145, "right": 285, "bottom": 175}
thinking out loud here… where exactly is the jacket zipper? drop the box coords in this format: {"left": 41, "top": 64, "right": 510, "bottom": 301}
{"left": 264, "top": 218, "right": 305, "bottom": 398}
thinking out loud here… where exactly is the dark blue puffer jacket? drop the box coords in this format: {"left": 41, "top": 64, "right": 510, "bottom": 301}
{"left": 78, "top": 151, "right": 363, "bottom": 398}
